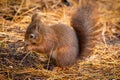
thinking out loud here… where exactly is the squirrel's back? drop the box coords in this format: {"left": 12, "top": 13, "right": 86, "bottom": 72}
{"left": 71, "top": 2, "right": 101, "bottom": 58}
{"left": 50, "top": 24, "right": 79, "bottom": 67}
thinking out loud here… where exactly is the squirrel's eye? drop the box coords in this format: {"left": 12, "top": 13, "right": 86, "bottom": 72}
{"left": 30, "top": 34, "right": 35, "bottom": 39}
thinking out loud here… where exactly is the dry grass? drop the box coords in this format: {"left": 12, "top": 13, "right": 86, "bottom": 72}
{"left": 0, "top": 0, "right": 120, "bottom": 80}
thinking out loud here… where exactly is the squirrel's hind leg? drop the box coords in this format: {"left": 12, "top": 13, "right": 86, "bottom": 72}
{"left": 56, "top": 46, "right": 78, "bottom": 67}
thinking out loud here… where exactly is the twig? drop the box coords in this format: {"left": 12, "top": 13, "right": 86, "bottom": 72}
{"left": 47, "top": 46, "right": 54, "bottom": 70}
{"left": 20, "top": 51, "right": 31, "bottom": 64}
{"left": 17, "top": 6, "right": 39, "bottom": 19}
{"left": 102, "top": 23, "right": 108, "bottom": 48}
{"left": 12, "top": 0, "right": 25, "bottom": 22}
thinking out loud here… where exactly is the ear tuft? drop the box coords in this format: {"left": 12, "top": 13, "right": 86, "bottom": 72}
{"left": 32, "top": 12, "right": 41, "bottom": 21}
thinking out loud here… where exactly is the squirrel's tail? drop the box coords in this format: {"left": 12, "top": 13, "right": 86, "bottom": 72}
{"left": 71, "top": 1, "right": 101, "bottom": 58}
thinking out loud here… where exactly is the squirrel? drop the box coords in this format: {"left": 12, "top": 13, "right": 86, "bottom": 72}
{"left": 24, "top": 2, "right": 100, "bottom": 67}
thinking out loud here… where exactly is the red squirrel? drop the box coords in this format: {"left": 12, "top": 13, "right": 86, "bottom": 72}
{"left": 24, "top": 3, "right": 101, "bottom": 67}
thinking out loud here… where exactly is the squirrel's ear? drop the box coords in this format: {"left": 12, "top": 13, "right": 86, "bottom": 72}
{"left": 32, "top": 12, "right": 41, "bottom": 22}
{"left": 35, "top": 22, "right": 40, "bottom": 32}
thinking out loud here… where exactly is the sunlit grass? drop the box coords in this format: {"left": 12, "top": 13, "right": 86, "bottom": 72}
{"left": 0, "top": 0, "right": 120, "bottom": 79}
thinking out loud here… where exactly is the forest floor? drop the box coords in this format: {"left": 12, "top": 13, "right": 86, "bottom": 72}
{"left": 0, "top": 0, "right": 120, "bottom": 80}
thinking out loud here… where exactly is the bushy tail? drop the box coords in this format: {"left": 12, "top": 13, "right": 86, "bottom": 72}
{"left": 71, "top": 1, "right": 101, "bottom": 58}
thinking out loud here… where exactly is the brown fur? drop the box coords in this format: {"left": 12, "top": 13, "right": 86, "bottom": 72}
{"left": 24, "top": 3, "right": 101, "bottom": 67}
{"left": 24, "top": 13, "right": 78, "bottom": 67}
{"left": 71, "top": 2, "right": 101, "bottom": 58}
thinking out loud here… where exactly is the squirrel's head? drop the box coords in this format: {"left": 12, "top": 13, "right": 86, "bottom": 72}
{"left": 24, "top": 13, "right": 43, "bottom": 50}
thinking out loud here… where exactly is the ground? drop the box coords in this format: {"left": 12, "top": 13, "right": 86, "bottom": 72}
{"left": 0, "top": 0, "right": 120, "bottom": 80}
